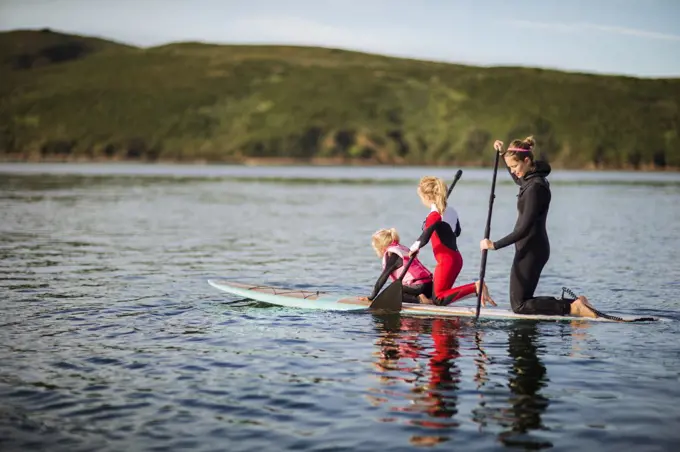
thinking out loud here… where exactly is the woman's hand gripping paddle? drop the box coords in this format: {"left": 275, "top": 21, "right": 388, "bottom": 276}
{"left": 369, "top": 170, "right": 464, "bottom": 313}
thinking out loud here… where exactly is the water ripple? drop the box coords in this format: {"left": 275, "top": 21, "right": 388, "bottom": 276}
{"left": 0, "top": 167, "right": 679, "bottom": 451}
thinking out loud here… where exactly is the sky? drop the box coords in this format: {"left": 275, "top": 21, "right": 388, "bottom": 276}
{"left": 1, "top": 0, "right": 679, "bottom": 78}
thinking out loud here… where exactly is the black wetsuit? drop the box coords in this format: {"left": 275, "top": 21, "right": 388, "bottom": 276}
{"left": 493, "top": 161, "right": 574, "bottom": 315}
{"left": 367, "top": 252, "right": 433, "bottom": 304}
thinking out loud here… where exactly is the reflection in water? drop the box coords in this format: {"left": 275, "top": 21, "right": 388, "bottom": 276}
{"left": 470, "top": 329, "right": 492, "bottom": 435}
{"left": 370, "top": 317, "right": 578, "bottom": 449}
{"left": 370, "top": 315, "right": 467, "bottom": 447}
{"left": 498, "top": 322, "right": 552, "bottom": 449}
{"left": 567, "top": 320, "right": 593, "bottom": 358}
{"left": 473, "top": 330, "right": 490, "bottom": 387}
{"left": 420, "top": 318, "right": 461, "bottom": 422}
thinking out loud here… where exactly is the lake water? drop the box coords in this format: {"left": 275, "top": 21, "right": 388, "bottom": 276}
{"left": 1, "top": 163, "right": 679, "bottom": 451}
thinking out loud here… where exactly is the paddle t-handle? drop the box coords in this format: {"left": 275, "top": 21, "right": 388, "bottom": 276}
{"left": 447, "top": 169, "right": 463, "bottom": 198}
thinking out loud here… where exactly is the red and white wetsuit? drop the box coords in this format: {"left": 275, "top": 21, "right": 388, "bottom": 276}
{"left": 410, "top": 204, "right": 476, "bottom": 305}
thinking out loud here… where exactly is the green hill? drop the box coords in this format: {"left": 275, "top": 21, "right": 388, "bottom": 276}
{"left": 0, "top": 28, "right": 134, "bottom": 70}
{"left": 2, "top": 29, "right": 679, "bottom": 169}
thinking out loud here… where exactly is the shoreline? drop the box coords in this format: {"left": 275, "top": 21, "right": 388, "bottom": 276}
{"left": 0, "top": 155, "right": 678, "bottom": 173}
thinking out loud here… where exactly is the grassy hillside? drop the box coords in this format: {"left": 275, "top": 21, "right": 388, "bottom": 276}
{"left": 2, "top": 29, "right": 679, "bottom": 169}
{"left": 0, "top": 28, "right": 134, "bottom": 70}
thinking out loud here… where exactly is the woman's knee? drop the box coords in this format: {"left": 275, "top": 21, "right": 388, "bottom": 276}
{"left": 510, "top": 298, "right": 528, "bottom": 314}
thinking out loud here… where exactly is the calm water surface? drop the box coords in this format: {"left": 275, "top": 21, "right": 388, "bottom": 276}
{"left": 1, "top": 163, "right": 679, "bottom": 451}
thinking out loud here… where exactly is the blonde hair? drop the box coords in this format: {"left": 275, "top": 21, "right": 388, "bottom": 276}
{"left": 371, "top": 228, "right": 399, "bottom": 257}
{"left": 417, "top": 176, "right": 448, "bottom": 214}
{"left": 503, "top": 135, "right": 536, "bottom": 162}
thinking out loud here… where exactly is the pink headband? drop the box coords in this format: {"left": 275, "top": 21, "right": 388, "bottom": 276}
{"left": 507, "top": 147, "right": 533, "bottom": 152}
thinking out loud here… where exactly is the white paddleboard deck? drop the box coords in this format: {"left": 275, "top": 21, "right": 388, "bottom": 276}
{"left": 208, "top": 280, "right": 659, "bottom": 323}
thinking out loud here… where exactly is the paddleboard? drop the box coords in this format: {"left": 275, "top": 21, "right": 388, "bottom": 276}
{"left": 208, "top": 279, "right": 658, "bottom": 323}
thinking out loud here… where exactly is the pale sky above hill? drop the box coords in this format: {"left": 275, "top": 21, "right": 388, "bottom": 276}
{"left": 1, "top": 0, "right": 679, "bottom": 77}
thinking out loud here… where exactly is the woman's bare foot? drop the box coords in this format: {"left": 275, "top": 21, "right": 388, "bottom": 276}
{"left": 569, "top": 296, "right": 597, "bottom": 318}
{"left": 418, "top": 294, "right": 434, "bottom": 304}
{"left": 475, "top": 281, "right": 497, "bottom": 307}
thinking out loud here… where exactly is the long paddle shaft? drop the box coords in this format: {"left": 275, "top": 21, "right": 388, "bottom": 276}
{"left": 396, "top": 250, "right": 416, "bottom": 281}
{"left": 476, "top": 151, "right": 501, "bottom": 319}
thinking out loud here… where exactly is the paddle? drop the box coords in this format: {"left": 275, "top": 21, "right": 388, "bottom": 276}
{"left": 446, "top": 169, "right": 463, "bottom": 198}
{"left": 367, "top": 253, "right": 414, "bottom": 312}
{"left": 475, "top": 149, "right": 501, "bottom": 320}
{"left": 369, "top": 170, "right": 464, "bottom": 313}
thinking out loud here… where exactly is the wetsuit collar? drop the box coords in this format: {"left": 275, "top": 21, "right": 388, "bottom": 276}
{"left": 523, "top": 160, "right": 552, "bottom": 182}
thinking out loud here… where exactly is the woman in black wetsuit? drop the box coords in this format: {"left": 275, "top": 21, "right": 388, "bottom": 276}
{"left": 479, "top": 136, "right": 597, "bottom": 318}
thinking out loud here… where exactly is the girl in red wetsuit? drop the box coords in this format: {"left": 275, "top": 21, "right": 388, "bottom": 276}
{"left": 409, "top": 176, "right": 496, "bottom": 307}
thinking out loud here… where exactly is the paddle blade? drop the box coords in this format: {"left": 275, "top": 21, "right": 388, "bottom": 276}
{"left": 368, "top": 282, "right": 403, "bottom": 312}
